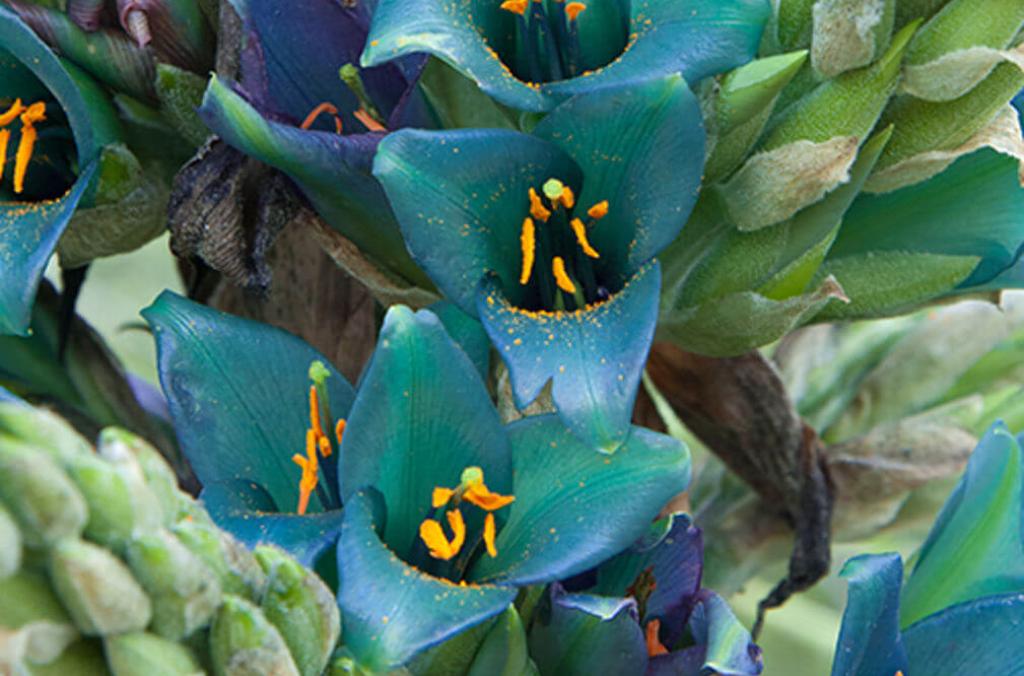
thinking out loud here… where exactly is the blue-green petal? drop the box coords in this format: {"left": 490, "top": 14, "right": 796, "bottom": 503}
{"left": 336, "top": 492, "right": 516, "bottom": 672}
{"left": 528, "top": 585, "right": 647, "bottom": 676}
{"left": 201, "top": 479, "right": 345, "bottom": 568}
{"left": 903, "top": 593, "right": 1024, "bottom": 675}
{"left": 468, "top": 414, "right": 689, "bottom": 585}
{"left": 900, "top": 422, "right": 1024, "bottom": 626}
{"left": 429, "top": 300, "right": 491, "bottom": 379}
{"left": 477, "top": 262, "right": 660, "bottom": 452}
{"left": 374, "top": 127, "right": 581, "bottom": 313}
{"left": 143, "top": 291, "right": 356, "bottom": 512}
{"left": 650, "top": 591, "right": 762, "bottom": 676}
{"left": 338, "top": 306, "right": 512, "bottom": 559}
{"left": 831, "top": 553, "right": 908, "bottom": 676}
{"left": 535, "top": 76, "right": 704, "bottom": 275}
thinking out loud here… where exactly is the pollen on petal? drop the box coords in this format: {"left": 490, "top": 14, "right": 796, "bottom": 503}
{"left": 432, "top": 486, "right": 456, "bottom": 508}
{"left": 552, "top": 256, "right": 577, "bottom": 294}
{"left": 565, "top": 1, "right": 586, "bottom": 21}
{"left": 587, "top": 200, "right": 609, "bottom": 219}
{"left": 570, "top": 218, "right": 600, "bottom": 258}
{"left": 484, "top": 513, "right": 498, "bottom": 557}
{"left": 529, "top": 188, "right": 551, "bottom": 222}
{"left": 520, "top": 217, "right": 536, "bottom": 285}
{"left": 500, "top": 0, "right": 528, "bottom": 15}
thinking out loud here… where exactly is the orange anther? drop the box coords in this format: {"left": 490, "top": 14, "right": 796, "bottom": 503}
{"left": 500, "top": 0, "right": 528, "bottom": 15}
{"left": 354, "top": 108, "right": 386, "bottom": 132}
{"left": 565, "top": 1, "right": 586, "bottom": 21}
{"left": 587, "top": 200, "right": 609, "bottom": 219}
{"left": 335, "top": 418, "right": 347, "bottom": 447}
{"left": 309, "top": 385, "right": 323, "bottom": 438}
{"left": 645, "top": 619, "right": 669, "bottom": 657}
{"left": 300, "top": 102, "right": 343, "bottom": 133}
{"left": 519, "top": 217, "right": 536, "bottom": 285}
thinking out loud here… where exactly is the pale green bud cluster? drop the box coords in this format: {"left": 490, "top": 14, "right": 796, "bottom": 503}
{"left": 0, "top": 404, "right": 340, "bottom": 676}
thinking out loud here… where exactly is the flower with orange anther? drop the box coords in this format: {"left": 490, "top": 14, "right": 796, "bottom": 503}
{"left": 375, "top": 77, "right": 704, "bottom": 452}
{"left": 363, "top": 0, "right": 770, "bottom": 112}
{"left": 419, "top": 466, "right": 515, "bottom": 560}
{"left": 197, "top": 0, "right": 436, "bottom": 287}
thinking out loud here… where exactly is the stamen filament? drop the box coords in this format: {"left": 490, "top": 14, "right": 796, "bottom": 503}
{"left": 354, "top": 108, "right": 387, "bottom": 132}
{"left": 552, "top": 256, "right": 577, "bottom": 294}
{"left": 339, "top": 63, "right": 386, "bottom": 125}
{"left": 300, "top": 102, "right": 343, "bottom": 134}
{"left": 13, "top": 103, "right": 45, "bottom": 195}
{"left": 570, "top": 217, "right": 600, "bottom": 258}
{"left": 520, "top": 216, "right": 537, "bottom": 285}
{"left": 309, "top": 385, "right": 323, "bottom": 438}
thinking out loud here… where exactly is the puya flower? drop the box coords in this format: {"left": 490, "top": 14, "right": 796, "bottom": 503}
{"left": 362, "top": 0, "right": 771, "bottom": 112}
{"left": 530, "top": 514, "right": 762, "bottom": 676}
{"left": 374, "top": 76, "right": 704, "bottom": 452}
{"left": 143, "top": 292, "right": 691, "bottom": 671}
{"left": 198, "top": 0, "right": 436, "bottom": 287}
{"left": 831, "top": 422, "right": 1024, "bottom": 675}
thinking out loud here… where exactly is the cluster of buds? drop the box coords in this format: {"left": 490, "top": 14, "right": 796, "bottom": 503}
{"left": 0, "top": 404, "right": 340, "bottom": 676}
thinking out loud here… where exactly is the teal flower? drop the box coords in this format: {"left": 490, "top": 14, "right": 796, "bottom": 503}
{"left": 145, "top": 293, "right": 691, "bottom": 670}
{"left": 362, "top": 0, "right": 770, "bottom": 112}
{"left": 832, "top": 422, "right": 1024, "bottom": 675}
{"left": 374, "top": 76, "right": 703, "bottom": 451}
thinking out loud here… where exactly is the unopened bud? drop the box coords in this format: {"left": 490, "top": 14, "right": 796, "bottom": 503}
{"left": 172, "top": 520, "right": 266, "bottom": 601}
{"left": 98, "top": 428, "right": 186, "bottom": 524}
{"left": 105, "top": 631, "right": 204, "bottom": 676}
{"left": 0, "top": 403, "right": 92, "bottom": 463}
{"left": 0, "top": 442, "right": 87, "bottom": 548}
{"left": 210, "top": 595, "right": 301, "bottom": 676}
{"left": 0, "top": 503, "right": 22, "bottom": 578}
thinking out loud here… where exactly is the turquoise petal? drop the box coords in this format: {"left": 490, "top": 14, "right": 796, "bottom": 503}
{"left": 143, "top": 292, "right": 356, "bottom": 512}
{"left": 831, "top": 554, "right": 908, "bottom": 676}
{"left": 374, "top": 127, "right": 581, "bottom": 313}
{"left": 0, "top": 162, "right": 96, "bottom": 335}
{"left": 338, "top": 306, "right": 512, "bottom": 559}
{"left": 201, "top": 479, "right": 345, "bottom": 569}
{"left": 830, "top": 149, "right": 1024, "bottom": 291}
{"left": 477, "top": 262, "right": 660, "bottom": 452}
{"left": 468, "top": 414, "right": 689, "bottom": 585}
{"left": 902, "top": 593, "right": 1024, "bottom": 674}
{"left": 429, "top": 300, "right": 491, "bottom": 379}
{"left": 528, "top": 586, "right": 647, "bottom": 676}
{"left": 336, "top": 492, "right": 516, "bottom": 672}
{"left": 198, "top": 76, "right": 427, "bottom": 286}
{"left": 535, "top": 76, "right": 704, "bottom": 275}
{"left": 900, "top": 422, "right": 1024, "bottom": 627}
{"left": 683, "top": 591, "right": 762, "bottom": 676}
{"left": 363, "top": 0, "right": 769, "bottom": 112}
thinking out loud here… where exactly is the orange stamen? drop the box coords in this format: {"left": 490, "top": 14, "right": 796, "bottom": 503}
{"left": 0, "top": 99, "right": 24, "bottom": 126}
{"left": 318, "top": 434, "right": 331, "bottom": 459}
{"left": 300, "top": 102, "right": 343, "bottom": 133}
{"left": 552, "top": 256, "right": 576, "bottom": 294}
{"left": 500, "top": 0, "right": 528, "bottom": 14}
{"left": 483, "top": 513, "right": 498, "bottom": 557}
{"left": 0, "top": 129, "right": 9, "bottom": 186}
{"left": 432, "top": 487, "right": 456, "bottom": 508}
{"left": 293, "top": 429, "right": 319, "bottom": 515}
{"left": 13, "top": 103, "right": 44, "bottom": 195}
{"left": 559, "top": 185, "right": 575, "bottom": 209}
{"left": 335, "top": 418, "right": 347, "bottom": 447}
{"left": 529, "top": 188, "right": 552, "bottom": 222}
{"left": 419, "top": 509, "right": 467, "bottom": 560}
{"left": 587, "top": 200, "right": 609, "bottom": 219}
{"left": 520, "top": 216, "right": 536, "bottom": 285}
{"left": 464, "top": 483, "right": 516, "bottom": 511}
{"left": 570, "top": 217, "right": 600, "bottom": 258}
{"left": 354, "top": 108, "right": 386, "bottom": 132}
{"left": 309, "top": 385, "right": 323, "bottom": 438}
{"left": 645, "top": 619, "right": 669, "bottom": 657}
{"left": 565, "top": 1, "right": 586, "bottom": 21}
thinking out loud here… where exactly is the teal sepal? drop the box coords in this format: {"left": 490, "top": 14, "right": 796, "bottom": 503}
{"left": 528, "top": 585, "right": 647, "bottom": 676}
{"left": 831, "top": 554, "right": 908, "bottom": 676}
{"left": 142, "top": 291, "right": 356, "bottom": 512}
{"left": 900, "top": 422, "right": 1024, "bottom": 627}
{"left": 0, "top": 161, "right": 96, "bottom": 336}
{"left": 201, "top": 479, "right": 345, "bottom": 568}
{"left": 429, "top": 300, "right": 491, "bottom": 380}
{"left": 533, "top": 76, "right": 704, "bottom": 275}
{"left": 336, "top": 491, "right": 517, "bottom": 672}
{"left": 829, "top": 149, "right": 1024, "bottom": 291}
{"left": 476, "top": 262, "right": 660, "bottom": 453}
{"left": 467, "top": 607, "right": 535, "bottom": 676}
{"left": 902, "top": 593, "right": 1024, "bottom": 674}
{"left": 373, "top": 127, "right": 582, "bottom": 313}
{"left": 362, "top": 0, "right": 770, "bottom": 113}
{"left": 338, "top": 306, "right": 512, "bottom": 558}
{"left": 198, "top": 76, "right": 427, "bottom": 286}
{"left": 468, "top": 414, "right": 690, "bottom": 585}
{"left": 679, "top": 591, "right": 763, "bottom": 676}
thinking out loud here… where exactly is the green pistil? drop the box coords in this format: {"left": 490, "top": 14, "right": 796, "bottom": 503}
{"left": 338, "top": 63, "right": 384, "bottom": 123}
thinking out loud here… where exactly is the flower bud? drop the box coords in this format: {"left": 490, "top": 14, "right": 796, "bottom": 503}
{"left": 0, "top": 442, "right": 87, "bottom": 548}
{"left": 124, "top": 530, "right": 222, "bottom": 640}
{"left": 0, "top": 403, "right": 93, "bottom": 464}
{"left": 105, "top": 631, "right": 204, "bottom": 676}
{"left": 210, "top": 594, "right": 301, "bottom": 676}
{"left": 172, "top": 520, "right": 267, "bottom": 601}
{"left": 255, "top": 546, "right": 341, "bottom": 676}
{"left": 98, "top": 427, "right": 188, "bottom": 525}
{"left": 0, "top": 570, "right": 80, "bottom": 667}
{"left": 48, "top": 539, "right": 152, "bottom": 635}
{"left": 811, "top": 0, "right": 896, "bottom": 78}
{"left": 116, "top": 0, "right": 215, "bottom": 73}
{"left": 0, "top": 503, "right": 22, "bottom": 579}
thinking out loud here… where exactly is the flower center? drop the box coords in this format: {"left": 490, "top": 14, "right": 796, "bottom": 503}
{"left": 517, "top": 177, "right": 610, "bottom": 311}
{"left": 0, "top": 98, "right": 46, "bottom": 195}
{"left": 498, "top": 0, "right": 627, "bottom": 84}
{"left": 291, "top": 361, "right": 346, "bottom": 515}
{"left": 418, "top": 466, "right": 515, "bottom": 560}
{"left": 299, "top": 64, "right": 387, "bottom": 134}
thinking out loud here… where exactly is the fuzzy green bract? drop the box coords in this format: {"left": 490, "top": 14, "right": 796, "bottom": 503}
{"left": 831, "top": 422, "right": 1024, "bottom": 675}
{"left": 362, "top": 0, "right": 771, "bottom": 112}
{"left": 374, "top": 77, "right": 703, "bottom": 452}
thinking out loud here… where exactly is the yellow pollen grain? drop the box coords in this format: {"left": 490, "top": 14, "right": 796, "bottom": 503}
{"left": 587, "top": 200, "right": 609, "bottom": 219}
{"left": 565, "top": 2, "right": 586, "bottom": 21}
{"left": 500, "top": 0, "right": 528, "bottom": 14}
{"left": 528, "top": 188, "right": 551, "bottom": 222}
{"left": 519, "top": 217, "right": 536, "bottom": 285}
{"left": 552, "top": 256, "right": 577, "bottom": 294}
{"left": 570, "top": 218, "right": 600, "bottom": 258}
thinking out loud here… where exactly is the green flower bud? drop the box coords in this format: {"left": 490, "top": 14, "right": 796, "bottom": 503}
{"left": 254, "top": 546, "right": 340, "bottom": 676}
{"left": 0, "top": 442, "right": 87, "bottom": 548}
{"left": 209, "top": 595, "right": 301, "bottom": 676}
{"left": 48, "top": 539, "right": 152, "bottom": 635}
{"left": 0, "top": 568, "right": 76, "bottom": 631}
{"left": 774, "top": 0, "right": 816, "bottom": 52}
{"left": 156, "top": 63, "right": 211, "bottom": 148}
{"left": 105, "top": 631, "right": 204, "bottom": 676}
{"left": 98, "top": 427, "right": 188, "bottom": 525}
{"left": 124, "top": 530, "right": 222, "bottom": 640}
{"left": 0, "top": 503, "right": 22, "bottom": 579}
{"left": 907, "top": 0, "right": 1024, "bottom": 66}
{"left": 0, "top": 404, "right": 92, "bottom": 464}
{"left": 810, "top": 0, "right": 896, "bottom": 78}
{"left": 172, "top": 520, "right": 267, "bottom": 601}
